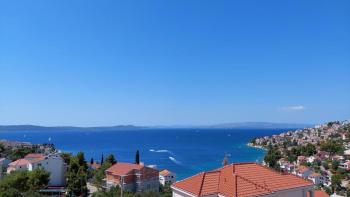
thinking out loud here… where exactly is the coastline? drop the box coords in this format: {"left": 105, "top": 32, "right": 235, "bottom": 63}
{"left": 246, "top": 142, "right": 267, "bottom": 151}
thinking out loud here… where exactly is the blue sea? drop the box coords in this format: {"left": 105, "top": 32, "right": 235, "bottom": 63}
{"left": 0, "top": 128, "right": 288, "bottom": 179}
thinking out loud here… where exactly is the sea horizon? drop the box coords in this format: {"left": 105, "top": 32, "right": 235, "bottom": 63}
{"left": 0, "top": 127, "right": 293, "bottom": 179}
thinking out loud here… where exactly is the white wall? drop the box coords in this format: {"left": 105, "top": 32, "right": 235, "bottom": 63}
{"left": 30, "top": 155, "right": 66, "bottom": 186}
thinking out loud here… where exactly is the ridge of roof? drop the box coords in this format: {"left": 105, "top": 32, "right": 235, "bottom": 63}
{"left": 236, "top": 174, "right": 272, "bottom": 193}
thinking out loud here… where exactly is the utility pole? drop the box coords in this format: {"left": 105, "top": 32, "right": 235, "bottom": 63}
{"left": 120, "top": 175, "right": 125, "bottom": 197}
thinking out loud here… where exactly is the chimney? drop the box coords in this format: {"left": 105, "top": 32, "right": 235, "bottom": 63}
{"left": 222, "top": 154, "right": 229, "bottom": 166}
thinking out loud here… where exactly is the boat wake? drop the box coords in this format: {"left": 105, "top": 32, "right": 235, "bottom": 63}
{"left": 169, "top": 156, "right": 182, "bottom": 165}
{"left": 149, "top": 149, "right": 173, "bottom": 155}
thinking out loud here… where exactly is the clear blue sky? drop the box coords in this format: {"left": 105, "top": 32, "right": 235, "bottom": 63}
{"left": 0, "top": 0, "right": 349, "bottom": 126}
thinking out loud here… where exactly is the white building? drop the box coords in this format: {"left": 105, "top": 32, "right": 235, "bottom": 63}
{"left": 159, "top": 169, "right": 176, "bottom": 186}
{"left": 294, "top": 166, "right": 313, "bottom": 178}
{"left": 7, "top": 153, "right": 66, "bottom": 186}
{"left": 308, "top": 173, "right": 325, "bottom": 185}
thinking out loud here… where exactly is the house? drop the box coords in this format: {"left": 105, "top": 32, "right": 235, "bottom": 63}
{"left": 295, "top": 166, "right": 313, "bottom": 178}
{"left": 316, "top": 151, "right": 330, "bottom": 160}
{"left": 308, "top": 173, "right": 325, "bottom": 185}
{"left": 331, "top": 155, "right": 344, "bottom": 162}
{"left": 339, "top": 161, "right": 350, "bottom": 170}
{"left": 297, "top": 156, "right": 306, "bottom": 165}
{"left": 7, "top": 158, "right": 30, "bottom": 172}
{"left": 159, "top": 169, "right": 176, "bottom": 186}
{"left": 344, "top": 149, "right": 350, "bottom": 156}
{"left": 7, "top": 153, "right": 66, "bottom": 186}
{"left": 171, "top": 162, "right": 314, "bottom": 197}
{"left": 104, "top": 162, "right": 159, "bottom": 193}
{"left": 307, "top": 156, "right": 320, "bottom": 164}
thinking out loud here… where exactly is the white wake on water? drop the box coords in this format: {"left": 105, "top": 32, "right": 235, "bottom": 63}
{"left": 169, "top": 156, "right": 181, "bottom": 165}
{"left": 150, "top": 149, "right": 181, "bottom": 165}
{"left": 149, "top": 149, "right": 173, "bottom": 154}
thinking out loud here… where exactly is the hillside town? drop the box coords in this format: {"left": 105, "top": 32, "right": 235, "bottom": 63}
{"left": 250, "top": 120, "right": 350, "bottom": 196}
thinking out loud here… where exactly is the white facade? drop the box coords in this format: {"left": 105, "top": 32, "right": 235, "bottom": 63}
{"left": 29, "top": 154, "right": 66, "bottom": 186}
{"left": 7, "top": 154, "right": 66, "bottom": 186}
{"left": 308, "top": 175, "right": 325, "bottom": 185}
{"left": 294, "top": 168, "right": 313, "bottom": 178}
{"left": 159, "top": 170, "right": 176, "bottom": 186}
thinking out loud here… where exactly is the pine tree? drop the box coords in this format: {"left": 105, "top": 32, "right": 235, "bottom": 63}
{"left": 90, "top": 158, "right": 94, "bottom": 164}
{"left": 106, "top": 154, "right": 117, "bottom": 165}
{"left": 135, "top": 150, "right": 140, "bottom": 164}
{"left": 101, "top": 154, "right": 104, "bottom": 165}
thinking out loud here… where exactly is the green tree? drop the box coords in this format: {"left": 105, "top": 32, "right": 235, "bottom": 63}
{"left": 77, "top": 152, "right": 88, "bottom": 171}
{"left": 66, "top": 155, "right": 88, "bottom": 196}
{"left": 0, "top": 188, "right": 21, "bottom": 197}
{"left": 135, "top": 150, "right": 140, "bottom": 165}
{"left": 23, "top": 190, "right": 44, "bottom": 197}
{"left": 27, "top": 168, "right": 50, "bottom": 191}
{"left": 301, "top": 143, "right": 316, "bottom": 156}
{"left": 331, "top": 160, "right": 340, "bottom": 171}
{"left": 331, "top": 174, "right": 342, "bottom": 192}
{"left": 8, "top": 147, "right": 36, "bottom": 161}
{"left": 0, "top": 171, "right": 29, "bottom": 192}
{"left": 264, "top": 148, "right": 281, "bottom": 170}
{"left": 92, "top": 161, "right": 113, "bottom": 189}
{"left": 92, "top": 186, "right": 133, "bottom": 197}
{"left": 0, "top": 169, "right": 49, "bottom": 194}
{"left": 60, "top": 152, "right": 72, "bottom": 164}
{"left": 160, "top": 183, "right": 172, "bottom": 197}
{"left": 320, "top": 140, "right": 344, "bottom": 155}
{"left": 105, "top": 154, "right": 117, "bottom": 165}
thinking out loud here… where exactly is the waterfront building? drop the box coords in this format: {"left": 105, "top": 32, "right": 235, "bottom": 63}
{"left": 171, "top": 162, "right": 314, "bottom": 197}
{"left": 104, "top": 162, "right": 159, "bottom": 193}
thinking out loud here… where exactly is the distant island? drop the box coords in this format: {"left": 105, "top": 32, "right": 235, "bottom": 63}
{"left": 0, "top": 122, "right": 312, "bottom": 132}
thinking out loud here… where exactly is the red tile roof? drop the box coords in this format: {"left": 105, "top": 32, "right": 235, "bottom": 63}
{"left": 106, "top": 162, "right": 143, "bottom": 175}
{"left": 25, "top": 153, "right": 45, "bottom": 159}
{"left": 172, "top": 162, "right": 313, "bottom": 197}
{"left": 309, "top": 173, "right": 321, "bottom": 178}
{"left": 8, "top": 158, "right": 30, "bottom": 166}
{"left": 160, "top": 169, "right": 172, "bottom": 176}
{"left": 297, "top": 166, "right": 311, "bottom": 173}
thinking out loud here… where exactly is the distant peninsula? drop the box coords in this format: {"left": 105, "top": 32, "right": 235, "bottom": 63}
{"left": 0, "top": 122, "right": 312, "bottom": 132}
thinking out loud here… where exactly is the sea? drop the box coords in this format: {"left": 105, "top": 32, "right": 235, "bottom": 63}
{"left": 0, "top": 128, "right": 290, "bottom": 179}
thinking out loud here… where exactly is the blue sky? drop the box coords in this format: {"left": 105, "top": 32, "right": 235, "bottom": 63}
{"left": 0, "top": 0, "right": 349, "bottom": 126}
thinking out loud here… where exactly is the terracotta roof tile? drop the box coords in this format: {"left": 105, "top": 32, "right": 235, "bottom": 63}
{"left": 160, "top": 169, "right": 172, "bottom": 176}
{"left": 309, "top": 173, "right": 321, "bottom": 178}
{"left": 172, "top": 162, "right": 313, "bottom": 197}
{"left": 8, "top": 158, "right": 30, "bottom": 166}
{"left": 106, "top": 162, "right": 143, "bottom": 175}
{"left": 25, "top": 153, "right": 45, "bottom": 159}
